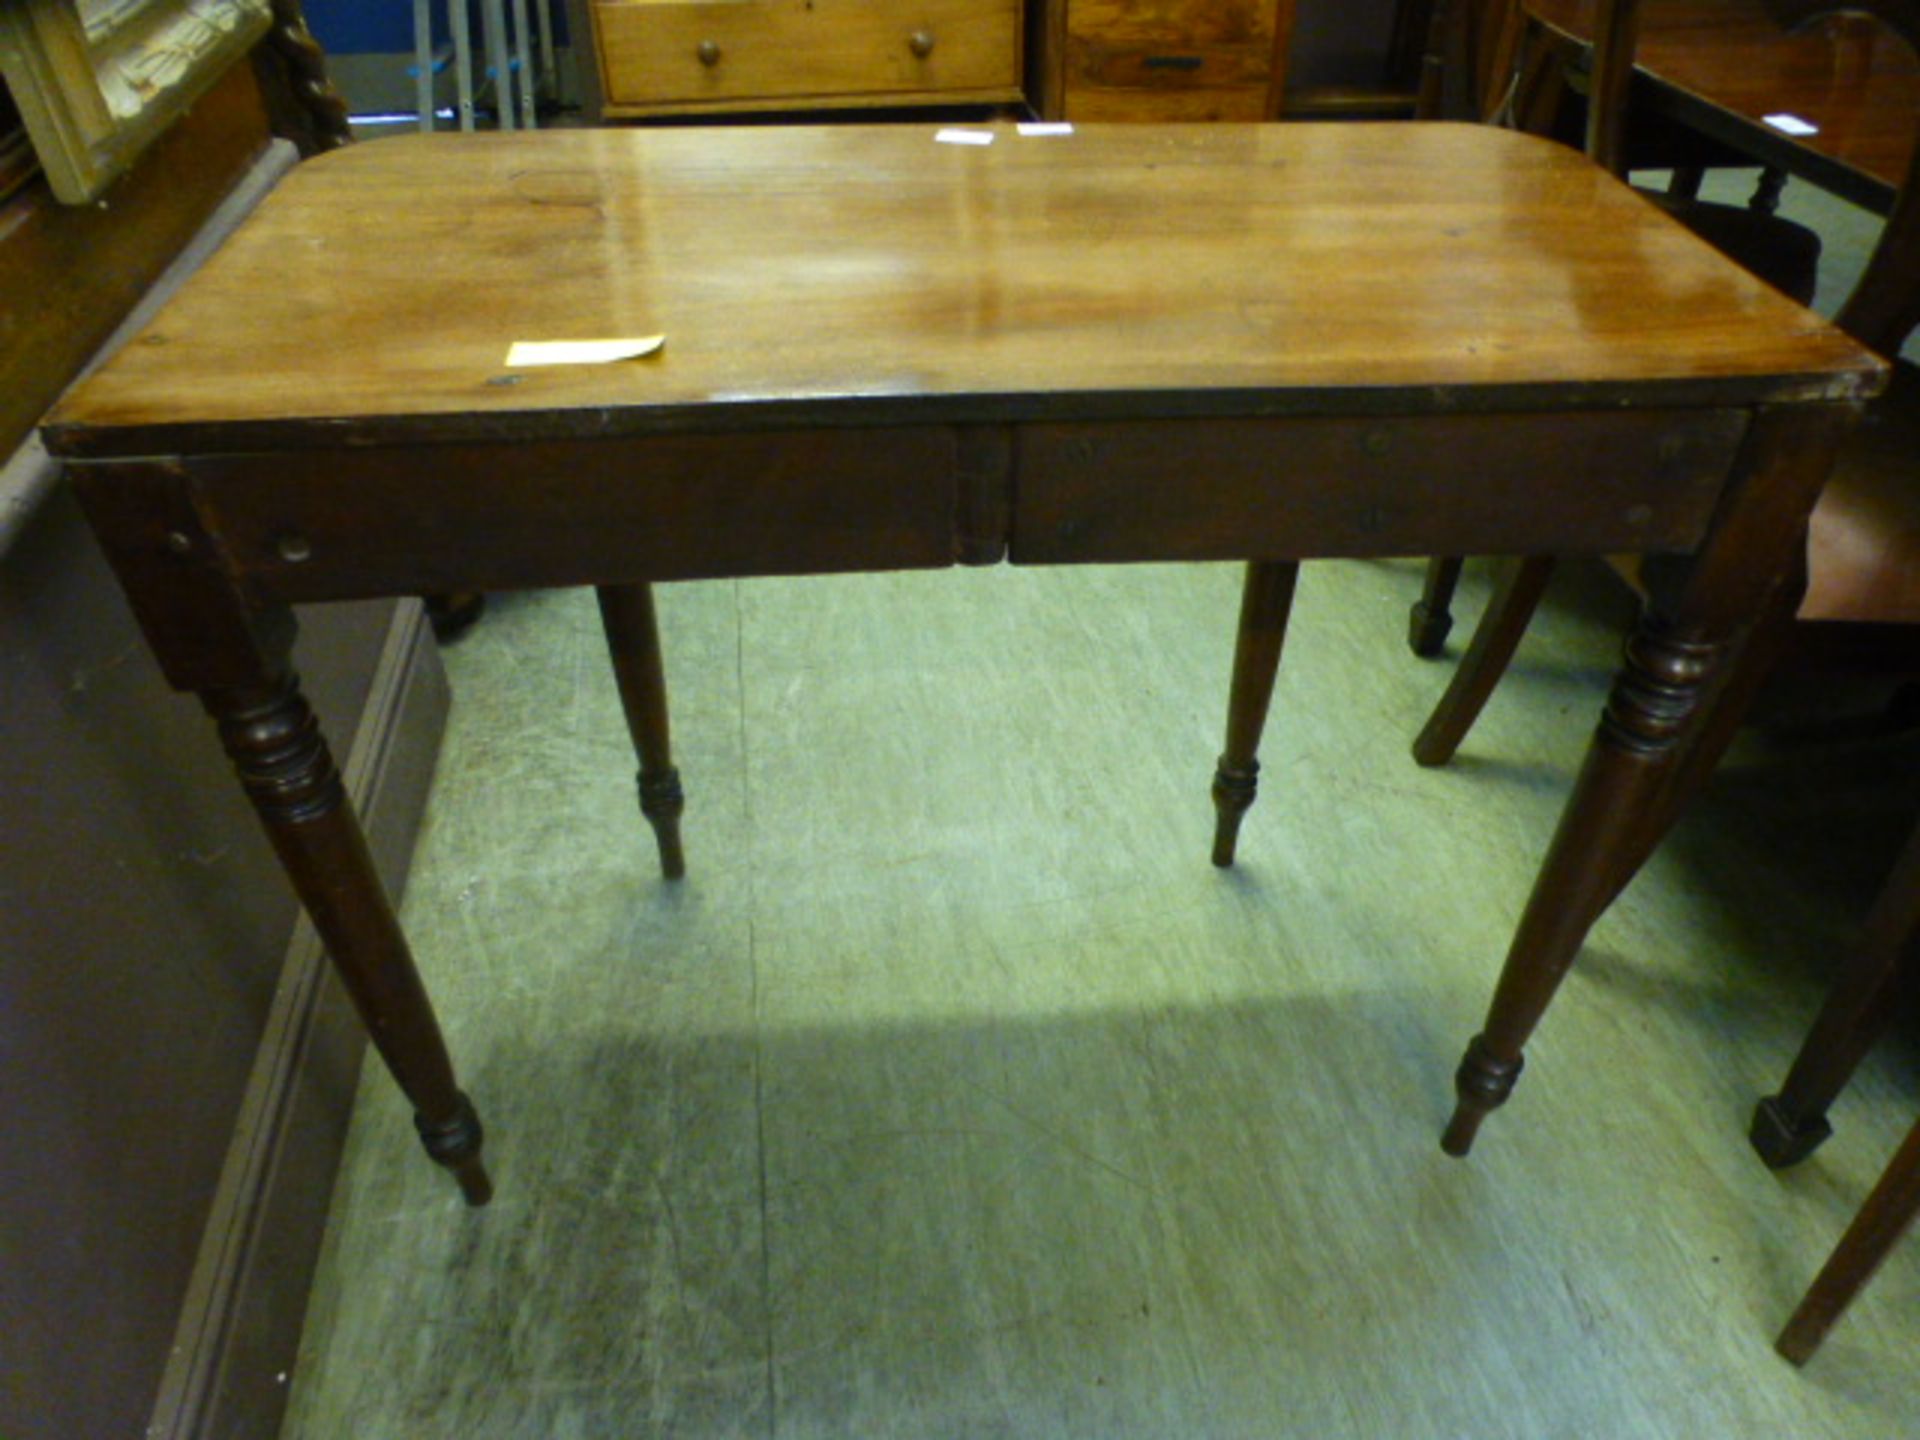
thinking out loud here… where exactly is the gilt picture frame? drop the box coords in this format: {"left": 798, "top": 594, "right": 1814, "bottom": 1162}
{"left": 0, "top": 0, "right": 272, "bottom": 203}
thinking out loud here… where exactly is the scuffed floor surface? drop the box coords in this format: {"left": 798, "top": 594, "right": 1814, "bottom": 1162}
{"left": 281, "top": 549, "right": 1920, "bottom": 1439}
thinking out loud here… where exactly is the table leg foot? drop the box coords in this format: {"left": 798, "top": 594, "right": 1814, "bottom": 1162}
{"left": 1445, "top": 614, "right": 1722, "bottom": 1156}
{"left": 1408, "top": 600, "right": 1453, "bottom": 658}
{"left": 638, "top": 766, "right": 687, "bottom": 880}
{"left": 424, "top": 591, "right": 487, "bottom": 643}
{"left": 1210, "top": 761, "right": 1258, "bottom": 867}
{"left": 1441, "top": 1034, "right": 1523, "bottom": 1156}
{"left": 1408, "top": 556, "right": 1464, "bottom": 658}
{"left": 1210, "top": 560, "right": 1299, "bottom": 868}
{"left": 1750, "top": 799, "right": 1920, "bottom": 1168}
{"left": 1751, "top": 1094, "right": 1834, "bottom": 1170}
{"left": 598, "top": 583, "right": 687, "bottom": 881}
{"left": 415, "top": 1091, "right": 493, "bottom": 1206}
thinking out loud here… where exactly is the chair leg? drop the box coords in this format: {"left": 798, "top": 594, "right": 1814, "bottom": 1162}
{"left": 1409, "top": 556, "right": 1465, "bottom": 657}
{"left": 596, "top": 582, "right": 686, "bottom": 879}
{"left": 1412, "top": 555, "right": 1556, "bottom": 768}
{"left": 1667, "top": 166, "right": 1705, "bottom": 200}
{"left": 1211, "top": 560, "right": 1301, "bottom": 867}
{"left": 1509, "top": 26, "right": 1573, "bottom": 134}
{"left": 1776, "top": 1113, "right": 1920, "bottom": 1365}
{"left": 1750, "top": 166, "right": 1787, "bottom": 215}
{"left": 424, "top": 591, "right": 487, "bottom": 642}
{"left": 1475, "top": 0, "right": 1528, "bottom": 124}
{"left": 1753, "top": 812, "right": 1920, "bottom": 1167}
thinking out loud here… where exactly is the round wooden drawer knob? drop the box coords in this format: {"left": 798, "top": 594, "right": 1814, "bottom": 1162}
{"left": 908, "top": 29, "right": 935, "bottom": 57}
{"left": 697, "top": 39, "right": 721, "bottom": 65}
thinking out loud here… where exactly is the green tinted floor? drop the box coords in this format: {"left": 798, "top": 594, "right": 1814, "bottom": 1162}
{"left": 280, "top": 553, "right": 1920, "bottom": 1439}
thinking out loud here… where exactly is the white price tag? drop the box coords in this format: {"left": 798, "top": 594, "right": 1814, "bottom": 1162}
{"left": 1763, "top": 113, "right": 1819, "bottom": 136}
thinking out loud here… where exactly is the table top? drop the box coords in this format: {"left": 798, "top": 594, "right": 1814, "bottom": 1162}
{"left": 49, "top": 124, "right": 1881, "bottom": 460}
{"left": 1528, "top": 0, "right": 1918, "bottom": 209}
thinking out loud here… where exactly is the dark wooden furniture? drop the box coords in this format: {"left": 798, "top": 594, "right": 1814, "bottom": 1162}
{"left": 1407, "top": 0, "right": 1920, "bottom": 660}
{"left": 1409, "top": 0, "right": 1920, "bottom": 786}
{"left": 46, "top": 123, "right": 1882, "bottom": 1200}
{"left": 570, "top": 0, "right": 1333, "bottom": 126}
{"left": 1416, "top": 0, "right": 1783, "bottom": 177}
{"left": 1397, "top": 0, "right": 1920, "bottom": 1361}
{"left": 1060, "top": 0, "right": 1295, "bottom": 119}
{"left": 1752, "top": 811, "right": 1920, "bottom": 1362}
{"left": 569, "top": 0, "right": 1295, "bottom": 124}
{"left": 565, "top": 0, "right": 1421, "bottom": 130}
{"left": 1757, "top": 813, "right": 1920, "bottom": 1170}
{"left": 1778, "top": 1101, "right": 1920, "bottom": 1361}
{"left": 1527, "top": 0, "right": 1918, "bottom": 211}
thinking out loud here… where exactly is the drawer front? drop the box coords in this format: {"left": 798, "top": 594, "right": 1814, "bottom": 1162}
{"left": 595, "top": 0, "right": 1022, "bottom": 106}
{"left": 1013, "top": 411, "right": 1748, "bottom": 564}
{"left": 189, "top": 428, "right": 970, "bottom": 601}
{"left": 1064, "top": 0, "right": 1277, "bottom": 120}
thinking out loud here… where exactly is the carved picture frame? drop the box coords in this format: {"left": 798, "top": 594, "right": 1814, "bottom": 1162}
{"left": 0, "top": 0, "right": 272, "bottom": 203}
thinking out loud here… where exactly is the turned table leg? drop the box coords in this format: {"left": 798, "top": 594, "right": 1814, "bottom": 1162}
{"left": 207, "top": 671, "right": 491, "bottom": 1204}
{"left": 69, "top": 460, "right": 491, "bottom": 1202}
{"left": 1212, "top": 560, "right": 1301, "bottom": 867}
{"left": 1441, "top": 405, "right": 1856, "bottom": 1156}
{"left": 1591, "top": 548, "right": 1808, "bottom": 920}
{"left": 597, "top": 583, "right": 686, "bottom": 880}
{"left": 1442, "top": 615, "right": 1724, "bottom": 1154}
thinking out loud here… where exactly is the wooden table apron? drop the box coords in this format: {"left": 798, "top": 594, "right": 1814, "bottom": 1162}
{"left": 47, "top": 124, "right": 1884, "bottom": 1202}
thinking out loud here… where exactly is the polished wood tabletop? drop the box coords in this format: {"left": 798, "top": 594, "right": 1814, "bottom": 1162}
{"left": 1528, "top": 0, "right": 1919, "bottom": 210}
{"left": 53, "top": 123, "right": 1874, "bottom": 460}
{"left": 47, "top": 123, "right": 1886, "bottom": 1207}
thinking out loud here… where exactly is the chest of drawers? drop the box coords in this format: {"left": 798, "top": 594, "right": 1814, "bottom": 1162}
{"left": 1062, "top": 0, "right": 1288, "bottom": 119}
{"left": 585, "top": 0, "right": 1026, "bottom": 115}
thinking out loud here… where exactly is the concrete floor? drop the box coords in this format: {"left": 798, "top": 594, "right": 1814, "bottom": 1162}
{"left": 280, "top": 170, "right": 1920, "bottom": 1438}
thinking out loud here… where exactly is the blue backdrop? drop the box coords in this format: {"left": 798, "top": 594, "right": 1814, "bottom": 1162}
{"left": 304, "top": 0, "right": 568, "bottom": 56}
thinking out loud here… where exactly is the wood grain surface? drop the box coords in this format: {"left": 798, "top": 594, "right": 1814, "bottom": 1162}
{"left": 48, "top": 123, "right": 1880, "bottom": 458}
{"left": 1062, "top": 0, "right": 1286, "bottom": 121}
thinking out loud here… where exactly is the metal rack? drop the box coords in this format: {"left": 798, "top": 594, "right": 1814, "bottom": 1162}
{"left": 412, "top": 0, "right": 559, "bottom": 130}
